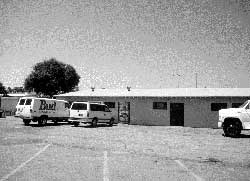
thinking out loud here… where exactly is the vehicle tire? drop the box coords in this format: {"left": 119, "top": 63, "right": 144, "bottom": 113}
{"left": 23, "top": 119, "right": 31, "bottom": 126}
{"left": 109, "top": 118, "right": 114, "bottom": 126}
{"left": 73, "top": 122, "right": 79, "bottom": 127}
{"left": 92, "top": 118, "right": 98, "bottom": 127}
{"left": 223, "top": 121, "right": 242, "bottom": 137}
{"left": 38, "top": 117, "right": 47, "bottom": 126}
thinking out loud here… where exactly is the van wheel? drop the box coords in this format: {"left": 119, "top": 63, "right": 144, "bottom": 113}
{"left": 23, "top": 119, "right": 31, "bottom": 126}
{"left": 223, "top": 121, "right": 241, "bottom": 137}
{"left": 92, "top": 118, "right": 98, "bottom": 127}
{"left": 109, "top": 118, "right": 114, "bottom": 126}
{"left": 38, "top": 117, "right": 47, "bottom": 126}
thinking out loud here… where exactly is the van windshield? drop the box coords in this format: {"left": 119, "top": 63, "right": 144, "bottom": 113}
{"left": 239, "top": 101, "right": 249, "bottom": 108}
{"left": 71, "top": 103, "right": 87, "bottom": 110}
{"left": 19, "top": 99, "right": 26, "bottom": 105}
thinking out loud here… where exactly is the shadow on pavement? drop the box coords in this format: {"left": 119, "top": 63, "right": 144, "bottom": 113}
{"left": 222, "top": 133, "right": 250, "bottom": 138}
{"left": 71, "top": 124, "right": 118, "bottom": 128}
{"left": 237, "top": 134, "right": 250, "bottom": 138}
{"left": 28, "top": 122, "right": 71, "bottom": 127}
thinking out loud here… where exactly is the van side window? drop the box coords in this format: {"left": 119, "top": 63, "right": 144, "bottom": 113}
{"left": 71, "top": 103, "right": 87, "bottom": 110}
{"left": 90, "top": 104, "right": 106, "bottom": 111}
{"left": 25, "top": 99, "right": 32, "bottom": 105}
{"left": 19, "top": 99, "right": 26, "bottom": 105}
{"left": 100, "top": 105, "right": 105, "bottom": 111}
{"left": 90, "top": 104, "right": 96, "bottom": 111}
{"left": 90, "top": 104, "right": 100, "bottom": 111}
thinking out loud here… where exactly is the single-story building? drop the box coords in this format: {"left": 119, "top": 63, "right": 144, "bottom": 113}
{"left": 0, "top": 93, "right": 32, "bottom": 117}
{"left": 55, "top": 88, "right": 250, "bottom": 128}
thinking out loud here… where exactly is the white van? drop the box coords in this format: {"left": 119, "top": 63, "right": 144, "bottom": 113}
{"left": 15, "top": 97, "right": 70, "bottom": 126}
{"left": 69, "top": 102, "right": 115, "bottom": 127}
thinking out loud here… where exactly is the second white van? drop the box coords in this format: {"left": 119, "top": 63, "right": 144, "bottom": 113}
{"left": 69, "top": 102, "right": 115, "bottom": 127}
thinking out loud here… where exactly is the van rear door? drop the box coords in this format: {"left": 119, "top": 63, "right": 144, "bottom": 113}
{"left": 70, "top": 103, "right": 88, "bottom": 119}
{"left": 22, "top": 98, "right": 33, "bottom": 118}
{"left": 15, "top": 98, "right": 26, "bottom": 117}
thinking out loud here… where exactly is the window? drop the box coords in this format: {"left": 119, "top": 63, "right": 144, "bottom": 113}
{"left": 211, "top": 103, "right": 227, "bottom": 111}
{"left": 104, "top": 102, "right": 115, "bottom": 108}
{"left": 153, "top": 102, "right": 167, "bottom": 110}
{"left": 19, "top": 99, "right": 26, "bottom": 105}
{"left": 232, "top": 103, "right": 244, "bottom": 108}
{"left": 71, "top": 103, "right": 87, "bottom": 110}
{"left": 25, "top": 99, "right": 32, "bottom": 105}
{"left": 90, "top": 104, "right": 97, "bottom": 111}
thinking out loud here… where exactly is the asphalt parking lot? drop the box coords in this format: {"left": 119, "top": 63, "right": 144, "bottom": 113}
{"left": 1, "top": 117, "right": 250, "bottom": 181}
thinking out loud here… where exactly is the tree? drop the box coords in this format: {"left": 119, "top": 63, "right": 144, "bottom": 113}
{"left": 11, "top": 87, "right": 25, "bottom": 93}
{"left": 24, "top": 58, "right": 80, "bottom": 97}
{"left": 0, "top": 82, "right": 7, "bottom": 96}
{"left": 7, "top": 87, "right": 12, "bottom": 93}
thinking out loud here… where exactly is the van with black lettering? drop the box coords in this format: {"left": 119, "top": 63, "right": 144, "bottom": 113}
{"left": 15, "top": 97, "right": 70, "bottom": 126}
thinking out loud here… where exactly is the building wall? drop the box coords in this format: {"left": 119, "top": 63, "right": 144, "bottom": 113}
{"left": 129, "top": 97, "right": 169, "bottom": 126}
{"left": 0, "top": 97, "right": 20, "bottom": 116}
{"left": 183, "top": 97, "right": 248, "bottom": 128}
{"left": 56, "top": 96, "right": 249, "bottom": 128}
{"left": 131, "top": 97, "right": 248, "bottom": 128}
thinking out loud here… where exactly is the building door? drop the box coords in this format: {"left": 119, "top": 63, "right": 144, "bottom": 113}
{"left": 118, "top": 102, "right": 130, "bottom": 124}
{"left": 170, "top": 103, "right": 184, "bottom": 126}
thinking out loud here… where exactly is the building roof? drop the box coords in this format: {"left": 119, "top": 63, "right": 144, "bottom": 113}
{"left": 55, "top": 88, "right": 250, "bottom": 98}
{"left": 0, "top": 93, "right": 37, "bottom": 98}
{"left": 7, "top": 93, "right": 27, "bottom": 97}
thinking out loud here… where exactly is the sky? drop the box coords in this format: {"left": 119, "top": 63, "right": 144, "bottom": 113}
{"left": 0, "top": 0, "right": 250, "bottom": 90}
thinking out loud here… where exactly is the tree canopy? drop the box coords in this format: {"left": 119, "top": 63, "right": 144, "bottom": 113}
{"left": 24, "top": 58, "right": 80, "bottom": 97}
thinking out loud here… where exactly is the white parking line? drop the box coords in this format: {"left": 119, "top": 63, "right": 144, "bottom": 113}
{"left": 103, "top": 151, "right": 109, "bottom": 181}
{"left": 175, "top": 160, "right": 204, "bottom": 181}
{"left": 0, "top": 144, "right": 51, "bottom": 181}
